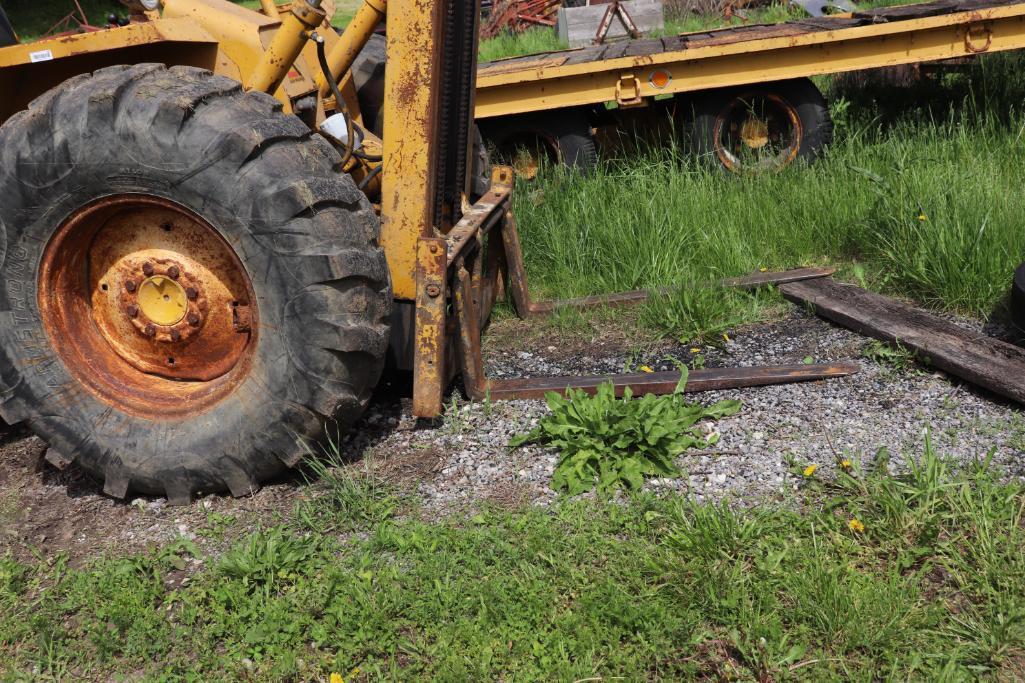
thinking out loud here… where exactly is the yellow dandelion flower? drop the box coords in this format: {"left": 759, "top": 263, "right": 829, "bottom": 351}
{"left": 759, "top": 267, "right": 768, "bottom": 272}
{"left": 918, "top": 214, "right": 927, "bottom": 221}
{"left": 639, "top": 365, "right": 654, "bottom": 373}
{"left": 848, "top": 518, "right": 865, "bottom": 533}
{"left": 840, "top": 459, "right": 852, "bottom": 470}
{"left": 330, "top": 674, "right": 344, "bottom": 683}
{"left": 803, "top": 464, "right": 818, "bottom": 477}
{"left": 690, "top": 347, "right": 702, "bottom": 354}
{"left": 722, "top": 333, "right": 730, "bottom": 342}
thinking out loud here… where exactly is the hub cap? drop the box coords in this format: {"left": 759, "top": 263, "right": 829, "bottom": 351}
{"left": 713, "top": 92, "right": 802, "bottom": 173}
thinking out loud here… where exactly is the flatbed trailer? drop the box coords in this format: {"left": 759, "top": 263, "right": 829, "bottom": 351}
{"left": 474, "top": 0, "right": 1025, "bottom": 172}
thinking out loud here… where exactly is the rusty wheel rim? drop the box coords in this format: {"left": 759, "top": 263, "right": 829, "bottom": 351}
{"left": 713, "top": 92, "right": 802, "bottom": 173}
{"left": 38, "top": 194, "right": 258, "bottom": 419}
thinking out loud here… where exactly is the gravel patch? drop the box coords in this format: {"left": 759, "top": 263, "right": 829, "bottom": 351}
{"left": 344, "top": 308, "right": 1025, "bottom": 514}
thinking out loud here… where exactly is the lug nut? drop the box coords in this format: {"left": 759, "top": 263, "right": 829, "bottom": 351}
{"left": 143, "top": 324, "right": 156, "bottom": 337}
{"left": 127, "top": 304, "right": 139, "bottom": 318}
{"left": 142, "top": 262, "right": 154, "bottom": 276}
{"left": 167, "top": 265, "right": 180, "bottom": 280}
{"left": 125, "top": 280, "right": 137, "bottom": 293}
{"left": 185, "top": 287, "right": 198, "bottom": 300}
{"left": 170, "top": 329, "right": 181, "bottom": 342}
{"left": 187, "top": 313, "right": 201, "bottom": 326}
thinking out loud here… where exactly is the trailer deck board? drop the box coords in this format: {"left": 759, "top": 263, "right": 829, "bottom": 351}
{"left": 778, "top": 278, "right": 1025, "bottom": 406}
{"left": 476, "top": 0, "right": 1025, "bottom": 118}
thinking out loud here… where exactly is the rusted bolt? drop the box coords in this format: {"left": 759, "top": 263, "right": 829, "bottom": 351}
{"left": 185, "top": 287, "right": 198, "bottom": 301}
{"left": 142, "top": 262, "right": 154, "bottom": 277}
{"left": 170, "top": 329, "right": 182, "bottom": 342}
{"left": 429, "top": 244, "right": 439, "bottom": 254}
{"left": 426, "top": 284, "right": 441, "bottom": 298}
{"left": 125, "top": 280, "right": 137, "bottom": 293}
{"left": 143, "top": 324, "right": 156, "bottom": 337}
{"left": 126, "top": 304, "right": 139, "bottom": 318}
{"left": 167, "top": 265, "right": 180, "bottom": 280}
{"left": 187, "top": 313, "right": 201, "bottom": 326}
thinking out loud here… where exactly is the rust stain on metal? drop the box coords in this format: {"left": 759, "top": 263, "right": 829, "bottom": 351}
{"left": 480, "top": 363, "right": 860, "bottom": 401}
{"left": 37, "top": 194, "right": 258, "bottom": 420}
{"left": 412, "top": 237, "right": 449, "bottom": 417}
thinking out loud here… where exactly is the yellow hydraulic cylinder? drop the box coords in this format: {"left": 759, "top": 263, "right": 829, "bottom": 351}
{"left": 249, "top": 0, "right": 326, "bottom": 94}
{"left": 315, "top": 0, "right": 386, "bottom": 98}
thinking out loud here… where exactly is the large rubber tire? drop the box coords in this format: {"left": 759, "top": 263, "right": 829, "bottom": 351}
{"left": 0, "top": 64, "right": 392, "bottom": 503}
{"left": 689, "top": 78, "right": 833, "bottom": 174}
{"left": 479, "top": 109, "right": 598, "bottom": 173}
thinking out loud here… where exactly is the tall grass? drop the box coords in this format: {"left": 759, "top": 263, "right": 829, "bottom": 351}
{"left": 511, "top": 52, "right": 1025, "bottom": 332}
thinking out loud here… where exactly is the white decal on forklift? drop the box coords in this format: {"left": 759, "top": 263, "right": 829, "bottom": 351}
{"left": 30, "top": 50, "right": 54, "bottom": 63}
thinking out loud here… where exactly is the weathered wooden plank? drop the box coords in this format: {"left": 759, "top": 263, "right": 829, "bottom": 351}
{"left": 557, "top": 1, "right": 664, "bottom": 48}
{"left": 722, "top": 266, "right": 835, "bottom": 290}
{"left": 778, "top": 278, "right": 1025, "bottom": 405}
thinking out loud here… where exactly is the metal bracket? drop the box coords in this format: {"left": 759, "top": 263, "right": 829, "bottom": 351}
{"left": 594, "top": 0, "right": 642, "bottom": 45}
{"left": 964, "top": 22, "right": 993, "bottom": 53}
{"left": 412, "top": 237, "right": 449, "bottom": 418}
{"left": 615, "top": 73, "right": 644, "bottom": 107}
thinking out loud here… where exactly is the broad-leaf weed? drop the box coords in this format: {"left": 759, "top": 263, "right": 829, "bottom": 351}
{"left": 511, "top": 369, "right": 740, "bottom": 493}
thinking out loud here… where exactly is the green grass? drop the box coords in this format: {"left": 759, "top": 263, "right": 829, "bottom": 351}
{"left": 2, "top": 438, "right": 1025, "bottom": 679}
{"left": 509, "top": 51, "right": 1025, "bottom": 342}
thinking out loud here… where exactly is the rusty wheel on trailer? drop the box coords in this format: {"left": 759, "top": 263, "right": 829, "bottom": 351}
{"left": 0, "top": 64, "right": 392, "bottom": 503}
{"left": 688, "top": 78, "right": 833, "bottom": 174}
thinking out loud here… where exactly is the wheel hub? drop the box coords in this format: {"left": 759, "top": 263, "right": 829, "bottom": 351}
{"left": 739, "top": 117, "right": 770, "bottom": 149}
{"left": 38, "top": 194, "right": 258, "bottom": 418}
{"left": 137, "top": 275, "right": 187, "bottom": 326}
{"left": 714, "top": 92, "right": 802, "bottom": 173}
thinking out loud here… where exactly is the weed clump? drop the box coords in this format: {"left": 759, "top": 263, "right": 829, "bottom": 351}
{"left": 510, "top": 371, "right": 740, "bottom": 493}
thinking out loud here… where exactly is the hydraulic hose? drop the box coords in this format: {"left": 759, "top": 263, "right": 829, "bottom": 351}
{"left": 313, "top": 31, "right": 355, "bottom": 169}
{"left": 358, "top": 163, "right": 383, "bottom": 191}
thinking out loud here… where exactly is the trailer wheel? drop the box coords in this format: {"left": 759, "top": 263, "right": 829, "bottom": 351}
{"left": 0, "top": 64, "right": 392, "bottom": 503}
{"left": 1010, "top": 263, "right": 1025, "bottom": 332}
{"left": 689, "top": 78, "right": 833, "bottom": 173}
{"left": 479, "top": 109, "right": 597, "bottom": 177}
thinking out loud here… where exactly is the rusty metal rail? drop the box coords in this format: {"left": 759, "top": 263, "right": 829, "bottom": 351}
{"left": 488, "top": 364, "right": 859, "bottom": 400}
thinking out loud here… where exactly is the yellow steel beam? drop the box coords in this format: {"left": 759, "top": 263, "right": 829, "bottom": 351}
{"left": 0, "top": 17, "right": 216, "bottom": 68}
{"left": 379, "top": 0, "right": 445, "bottom": 301}
{"left": 248, "top": 0, "right": 325, "bottom": 93}
{"left": 475, "top": 4, "right": 1025, "bottom": 118}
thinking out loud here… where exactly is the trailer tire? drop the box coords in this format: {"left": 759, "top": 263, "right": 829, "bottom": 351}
{"left": 479, "top": 109, "right": 597, "bottom": 176}
{"left": 689, "top": 78, "right": 832, "bottom": 173}
{"left": 1010, "top": 262, "right": 1025, "bottom": 332}
{"left": 0, "top": 64, "right": 392, "bottom": 503}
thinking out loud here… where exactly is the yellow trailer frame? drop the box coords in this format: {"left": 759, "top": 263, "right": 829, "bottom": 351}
{"left": 475, "top": 0, "right": 1025, "bottom": 120}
